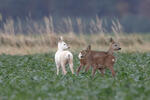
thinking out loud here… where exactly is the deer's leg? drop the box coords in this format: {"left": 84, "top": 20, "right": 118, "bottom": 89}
{"left": 69, "top": 59, "right": 74, "bottom": 74}
{"left": 85, "top": 64, "right": 91, "bottom": 72}
{"left": 61, "top": 62, "right": 67, "bottom": 75}
{"left": 98, "top": 68, "right": 105, "bottom": 76}
{"left": 56, "top": 64, "right": 60, "bottom": 75}
{"left": 108, "top": 66, "right": 115, "bottom": 77}
{"left": 92, "top": 65, "right": 97, "bottom": 77}
{"left": 97, "top": 64, "right": 105, "bottom": 76}
{"left": 77, "top": 64, "right": 83, "bottom": 75}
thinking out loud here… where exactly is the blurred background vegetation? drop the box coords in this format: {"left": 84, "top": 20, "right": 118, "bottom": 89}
{"left": 0, "top": 0, "right": 150, "bottom": 54}
{"left": 0, "top": 0, "right": 150, "bottom": 33}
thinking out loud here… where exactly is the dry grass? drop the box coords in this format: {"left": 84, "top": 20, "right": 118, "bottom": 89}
{"left": 0, "top": 17, "right": 150, "bottom": 55}
{"left": 0, "top": 33, "right": 150, "bottom": 55}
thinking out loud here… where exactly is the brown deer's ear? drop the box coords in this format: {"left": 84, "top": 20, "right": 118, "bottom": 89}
{"left": 110, "top": 38, "right": 115, "bottom": 43}
{"left": 87, "top": 45, "right": 91, "bottom": 50}
{"left": 58, "top": 36, "right": 63, "bottom": 42}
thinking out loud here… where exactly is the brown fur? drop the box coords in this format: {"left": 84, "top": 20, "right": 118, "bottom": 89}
{"left": 77, "top": 38, "right": 121, "bottom": 77}
{"left": 77, "top": 58, "right": 87, "bottom": 75}
{"left": 77, "top": 49, "right": 105, "bottom": 75}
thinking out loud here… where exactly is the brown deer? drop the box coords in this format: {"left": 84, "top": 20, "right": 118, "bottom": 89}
{"left": 77, "top": 38, "right": 121, "bottom": 77}
{"left": 77, "top": 50, "right": 89, "bottom": 75}
{"left": 77, "top": 46, "right": 105, "bottom": 75}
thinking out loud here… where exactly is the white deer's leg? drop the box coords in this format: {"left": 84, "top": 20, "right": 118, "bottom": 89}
{"left": 69, "top": 59, "right": 74, "bottom": 74}
{"left": 56, "top": 63, "right": 60, "bottom": 75}
{"left": 61, "top": 62, "right": 67, "bottom": 75}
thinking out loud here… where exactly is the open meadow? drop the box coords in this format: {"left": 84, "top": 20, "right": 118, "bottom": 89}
{"left": 0, "top": 52, "right": 150, "bottom": 100}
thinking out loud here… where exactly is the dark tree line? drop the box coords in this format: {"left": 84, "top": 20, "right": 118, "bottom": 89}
{"left": 0, "top": 0, "right": 150, "bottom": 33}
{"left": 0, "top": 0, "right": 147, "bottom": 18}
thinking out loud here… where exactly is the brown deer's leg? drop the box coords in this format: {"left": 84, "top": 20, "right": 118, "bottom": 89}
{"left": 85, "top": 64, "right": 90, "bottom": 72}
{"left": 92, "top": 66, "right": 97, "bottom": 77}
{"left": 97, "top": 65, "right": 105, "bottom": 76}
{"left": 108, "top": 66, "right": 115, "bottom": 77}
{"left": 77, "top": 64, "right": 83, "bottom": 75}
{"left": 98, "top": 68, "right": 105, "bottom": 76}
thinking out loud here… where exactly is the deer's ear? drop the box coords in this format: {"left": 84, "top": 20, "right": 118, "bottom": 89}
{"left": 110, "top": 38, "right": 115, "bottom": 43}
{"left": 58, "top": 36, "right": 63, "bottom": 42}
{"left": 87, "top": 45, "right": 91, "bottom": 50}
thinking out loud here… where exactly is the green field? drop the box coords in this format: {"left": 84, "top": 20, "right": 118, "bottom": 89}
{"left": 0, "top": 53, "right": 150, "bottom": 100}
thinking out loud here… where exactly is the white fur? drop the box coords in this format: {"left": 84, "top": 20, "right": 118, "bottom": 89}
{"left": 55, "top": 37, "right": 74, "bottom": 75}
{"left": 112, "top": 59, "right": 115, "bottom": 62}
{"left": 78, "top": 52, "right": 82, "bottom": 59}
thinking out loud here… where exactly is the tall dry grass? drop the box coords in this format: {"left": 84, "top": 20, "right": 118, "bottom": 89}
{"left": 0, "top": 16, "right": 150, "bottom": 55}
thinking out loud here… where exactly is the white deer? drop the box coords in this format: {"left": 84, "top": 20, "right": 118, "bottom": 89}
{"left": 55, "top": 36, "right": 74, "bottom": 75}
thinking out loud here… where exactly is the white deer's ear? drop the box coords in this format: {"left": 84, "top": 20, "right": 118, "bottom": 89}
{"left": 58, "top": 36, "right": 63, "bottom": 41}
